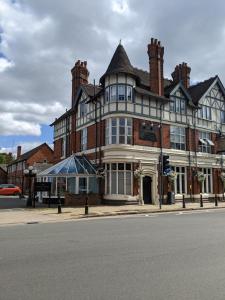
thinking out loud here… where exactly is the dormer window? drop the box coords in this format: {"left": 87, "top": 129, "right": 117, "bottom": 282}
{"left": 105, "top": 84, "right": 133, "bottom": 103}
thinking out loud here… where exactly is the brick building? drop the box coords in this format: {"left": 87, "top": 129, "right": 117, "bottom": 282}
{"left": 50, "top": 38, "right": 225, "bottom": 204}
{"left": 7, "top": 143, "right": 54, "bottom": 193}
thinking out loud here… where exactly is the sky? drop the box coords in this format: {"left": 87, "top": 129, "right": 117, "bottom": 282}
{"left": 0, "top": 0, "right": 225, "bottom": 155}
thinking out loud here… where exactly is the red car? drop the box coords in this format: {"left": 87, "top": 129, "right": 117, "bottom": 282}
{"left": 0, "top": 184, "right": 22, "bottom": 196}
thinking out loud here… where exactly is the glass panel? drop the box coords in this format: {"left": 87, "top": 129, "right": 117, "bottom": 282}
{"left": 111, "top": 172, "right": 117, "bottom": 194}
{"left": 126, "top": 172, "right": 132, "bottom": 195}
{"left": 67, "top": 177, "right": 76, "bottom": 194}
{"left": 79, "top": 177, "right": 87, "bottom": 193}
{"left": 112, "top": 163, "right": 117, "bottom": 170}
{"left": 57, "top": 177, "right": 67, "bottom": 196}
{"left": 118, "top": 163, "right": 124, "bottom": 170}
{"left": 118, "top": 85, "right": 125, "bottom": 101}
{"left": 118, "top": 172, "right": 124, "bottom": 194}
{"left": 89, "top": 177, "right": 98, "bottom": 193}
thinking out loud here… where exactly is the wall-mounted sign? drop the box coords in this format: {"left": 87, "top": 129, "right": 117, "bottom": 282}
{"left": 217, "top": 136, "right": 225, "bottom": 153}
{"left": 139, "top": 123, "right": 157, "bottom": 142}
{"left": 34, "top": 182, "right": 51, "bottom": 192}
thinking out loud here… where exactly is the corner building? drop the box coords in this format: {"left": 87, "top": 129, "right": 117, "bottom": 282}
{"left": 52, "top": 38, "right": 225, "bottom": 205}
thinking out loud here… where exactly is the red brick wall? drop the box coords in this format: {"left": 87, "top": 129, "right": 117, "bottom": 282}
{"left": 27, "top": 144, "right": 54, "bottom": 165}
{"left": 53, "top": 139, "right": 62, "bottom": 162}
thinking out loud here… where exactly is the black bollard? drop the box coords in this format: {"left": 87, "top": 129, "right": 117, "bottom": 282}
{"left": 215, "top": 194, "right": 218, "bottom": 207}
{"left": 85, "top": 196, "right": 88, "bottom": 215}
{"left": 57, "top": 193, "right": 62, "bottom": 214}
{"left": 182, "top": 194, "right": 186, "bottom": 209}
{"left": 200, "top": 194, "right": 203, "bottom": 207}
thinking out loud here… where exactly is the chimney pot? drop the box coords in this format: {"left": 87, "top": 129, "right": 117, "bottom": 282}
{"left": 17, "top": 146, "right": 21, "bottom": 159}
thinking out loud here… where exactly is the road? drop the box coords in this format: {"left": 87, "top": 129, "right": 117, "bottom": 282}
{"left": 1, "top": 210, "right": 225, "bottom": 299}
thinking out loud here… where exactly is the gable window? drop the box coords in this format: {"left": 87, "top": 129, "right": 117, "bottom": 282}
{"left": 106, "top": 118, "right": 132, "bottom": 145}
{"left": 81, "top": 128, "right": 87, "bottom": 151}
{"left": 170, "top": 97, "right": 186, "bottom": 114}
{"left": 106, "top": 163, "right": 132, "bottom": 195}
{"left": 198, "top": 105, "right": 211, "bottom": 120}
{"left": 170, "top": 126, "right": 186, "bottom": 150}
{"left": 105, "top": 84, "right": 133, "bottom": 102}
{"left": 198, "top": 131, "right": 214, "bottom": 153}
{"left": 80, "top": 101, "right": 87, "bottom": 117}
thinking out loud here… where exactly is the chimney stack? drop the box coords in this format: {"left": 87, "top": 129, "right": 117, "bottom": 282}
{"left": 17, "top": 146, "right": 21, "bottom": 159}
{"left": 148, "top": 38, "right": 164, "bottom": 96}
{"left": 171, "top": 62, "right": 191, "bottom": 89}
{"left": 71, "top": 60, "right": 89, "bottom": 106}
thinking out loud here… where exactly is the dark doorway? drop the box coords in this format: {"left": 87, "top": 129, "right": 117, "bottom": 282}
{"left": 143, "top": 176, "right": 152, "bottom": 204}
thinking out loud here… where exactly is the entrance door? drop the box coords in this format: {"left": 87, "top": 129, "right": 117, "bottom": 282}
{"left": 143, "top": 176, "right": 152, "bottom": 204}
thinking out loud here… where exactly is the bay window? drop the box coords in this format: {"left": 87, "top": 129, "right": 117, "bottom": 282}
{"left": 106, "top": 163, "right": 132, "bottom": 195}
{"left": 105, "top": 84, "right": 133, "bottom": 102}
{"left": 106, "top": 118, "right": 132, "bottom": 145}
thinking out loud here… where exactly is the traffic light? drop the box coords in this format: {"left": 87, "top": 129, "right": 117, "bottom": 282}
{"left": 162, "top": 155, "right": 170, "bottom": 175}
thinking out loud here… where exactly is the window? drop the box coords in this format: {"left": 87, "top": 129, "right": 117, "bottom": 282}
{"left": 221, "top": 111, "right": 225, "bottom": 123}
{"left": 170, "top": 97, "right": 186, "bottom": 114}
{"left": 105, "top": 84, "right": 133, "bottom": 102}
{"left": 106, "top": 118, "right": 132, "bottom": 145}
{"left": 200, "top": 168, "right": 212, "bottom": 193}
{"left": 81, "top": 128, "right": 87, "bottom": 151}
{"left": 172, "top": 167, "right": 186, "bottom": 194}
{"left": 198, "top": 105, "right": 211, "bottom": 120}
{"left": 198, "top": 131, "right": 213, "bottom": 153}
{"left": 106, "top": 163, "right": 132, "bottom": 195}
{"left": 170, "top": 126, "right": 186, "bottom": 150}
{"left": 80, "top": 101, "right": 87, "bottom": 117}
{"left": 61, "top": 137, "right": 66, "bottom": 157}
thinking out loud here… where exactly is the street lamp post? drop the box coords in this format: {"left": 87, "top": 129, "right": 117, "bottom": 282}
{"left": 24, "top": 166, "right": 37, "bottom": 207}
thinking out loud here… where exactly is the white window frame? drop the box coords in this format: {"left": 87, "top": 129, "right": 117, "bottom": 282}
{"left": 172, "top": 166, "right": 186, "bottom": 194}
{"left": 106, "top": 118, "right": 132, "bottom": 145}
{"left": 105, "top": 163, "right": 133, "bottom": 196}
{"left": 170, "top": 126, "right": 186, "bottom": 150}
{"left": 198, "top": 131, "right": 212, "bottom": 153}
{"left": 200, "top": 168, "right": 212, "bottom": 194}
{"left": 198, "top": 105, "right": 212, "bottom": 120}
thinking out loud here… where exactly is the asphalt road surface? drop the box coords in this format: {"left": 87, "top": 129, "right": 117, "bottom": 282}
{"left": 1, "top": 210, "right": 225, "bottom": 300}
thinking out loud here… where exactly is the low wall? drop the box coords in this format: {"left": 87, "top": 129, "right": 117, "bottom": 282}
{"left": 64, "top": 193, "right": 101, "bottom": 206}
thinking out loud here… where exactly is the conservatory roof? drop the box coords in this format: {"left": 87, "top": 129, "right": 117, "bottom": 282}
{"left": 38, "top": 155, "right": 97, "bottom": 176}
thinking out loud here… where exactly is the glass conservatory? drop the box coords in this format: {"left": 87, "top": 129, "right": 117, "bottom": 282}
{"left": 37, "top": 155, "right": 99, "bottom": 197}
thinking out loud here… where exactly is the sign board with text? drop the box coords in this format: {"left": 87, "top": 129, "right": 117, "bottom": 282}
{"left": 34, "top": 182, "right": 51, "bottom": 192}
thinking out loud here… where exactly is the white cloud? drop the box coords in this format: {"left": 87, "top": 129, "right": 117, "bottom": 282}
{"left": 0, "top": 0, "right": 225, "bottom": 143}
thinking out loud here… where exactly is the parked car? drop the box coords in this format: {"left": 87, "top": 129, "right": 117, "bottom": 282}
{"left": 0, "top": 184, "right": 22, "bottom": 196}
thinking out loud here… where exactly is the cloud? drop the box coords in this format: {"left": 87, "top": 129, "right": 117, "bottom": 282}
{"left": 0, "top": 0, "right": 225, "bottom": 141}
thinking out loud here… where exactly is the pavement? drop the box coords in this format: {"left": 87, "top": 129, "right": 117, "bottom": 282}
{"left": 1, "top": 200, "right": 225, "bottom": 226}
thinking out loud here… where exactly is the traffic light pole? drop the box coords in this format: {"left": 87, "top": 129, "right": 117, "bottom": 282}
{"left": 159, "top": 103, "right": 163, "bottom": 210}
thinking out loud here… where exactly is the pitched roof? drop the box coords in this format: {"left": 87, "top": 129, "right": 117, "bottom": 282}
{"left": 188, "top": 76, "right": 217, "bottom": 104}
{"left": 82, "top": 84, "right": 102, "bottom": 98}
{"left": 8, "top": 143, "right": 53, "bottom": 165}
{"left": 100, "top": 44, "right": 136, "bottom": 83}
{"left": 50, "top": 108, "right": 73, "bottom": 126}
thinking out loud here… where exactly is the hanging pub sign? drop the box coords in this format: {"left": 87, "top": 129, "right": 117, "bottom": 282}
{"left": 139, "top": 122, "right": 157, "bottom": 142}
{"left": 34, "top": 182, "right": 51, "bottom": 192}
